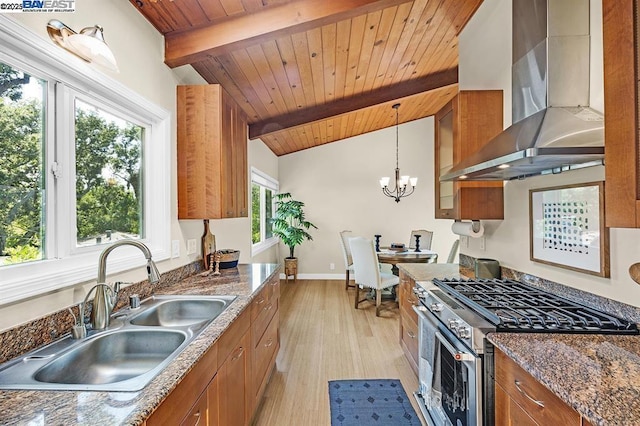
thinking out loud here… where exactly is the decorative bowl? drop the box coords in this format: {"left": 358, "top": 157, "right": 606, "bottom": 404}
{"left": 217, "top": 249, "right": 240, "bottom": 269}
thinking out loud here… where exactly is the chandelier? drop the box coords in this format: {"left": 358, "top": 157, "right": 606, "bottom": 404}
{"left": 379, "top": 103, "right": 417, "bottom": 202}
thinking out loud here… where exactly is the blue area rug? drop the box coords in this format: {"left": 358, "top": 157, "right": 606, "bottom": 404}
{"left": 328, "top": 379, "right": 421, "bottom": 425}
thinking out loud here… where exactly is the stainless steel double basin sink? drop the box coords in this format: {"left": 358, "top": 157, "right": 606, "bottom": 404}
{"left": 0, "top": 295, "right": 236, "bottom": 392}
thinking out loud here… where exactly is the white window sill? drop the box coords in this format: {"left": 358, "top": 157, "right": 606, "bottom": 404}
{"left": 252, "top": 237, "right": 279, "bottom": 257}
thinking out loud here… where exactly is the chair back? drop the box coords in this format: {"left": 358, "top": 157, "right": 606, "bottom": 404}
{"left": 339, "top": 230, "right": 354, "bottom": 268}
{"left": 409, "top": 229, "right": 433, "bottom": 250}
{"left": 349, "top": 237, "right": 381, "bottom": 290}
{"left": 447, "top": 239, "right": 460, "bottom": 263}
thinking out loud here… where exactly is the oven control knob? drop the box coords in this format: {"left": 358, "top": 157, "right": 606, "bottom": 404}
{"left": 454, "top": 351, "right": 474, "bottom": 362}
{"left": 457, "top": 327, "right": 471, "bottom": 339}
{"left": 429, "top": 303, "right": 444, "bottom": 312}
{"left": 448, "top": 319, "right": 459, "bottom": 330}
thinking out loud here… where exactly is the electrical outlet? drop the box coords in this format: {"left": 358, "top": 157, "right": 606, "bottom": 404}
{"left": 171, "top": 240, "right": 180, "bottom": 258}
{"left": 462, "top": 236, "right": 469, "bottom": 248}
{"left": 187, "top": 239, "right": 197, "bottom": 255}
{"left": 479, "top": 236, "right": 486, "bottom": 251}
{"left": 330, "top": 263, "right": 335, "bottom": 270}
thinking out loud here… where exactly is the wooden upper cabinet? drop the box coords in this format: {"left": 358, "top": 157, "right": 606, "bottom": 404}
{"left": 603, "top": 0, "right": 640, "bottom": 227}
{"left": 177, "top": 84, "right": 248, "bottom": 220}
{"left": 434, "top": 90, "right": 505, "bottom": 220}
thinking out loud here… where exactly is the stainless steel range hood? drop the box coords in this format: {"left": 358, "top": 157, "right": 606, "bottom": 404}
{"left": 441, "top": 0, "right": 604, "bottom": 181}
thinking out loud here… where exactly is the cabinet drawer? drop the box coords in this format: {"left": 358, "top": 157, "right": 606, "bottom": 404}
{"left": 180, "top": 387, "right": 208, "bottom": 426}
{"left": 252, "top": 297, "right": 278, "bottom": 349}
{"left": 400, "top": 285, "right": 418, "bottom": 324}
{"left": 495, "top": 349, "right": 580, "bottom": 426}
{"left": 147, "top": 344, "right": 217, "bottom": 426}
{"left": 400, "top": 308, "right": 419, "bottom": 368}
{"left": 251, "top": 286, "right": 270, "bottom": 322}
{"left": 253, "top": 310, "right": 279, "bottom": 395}
{"left": 217, "top": 307, "right": 250, "bottom": 366}
{"left": 268, "top": 275, "right": 280, "bottom": 300}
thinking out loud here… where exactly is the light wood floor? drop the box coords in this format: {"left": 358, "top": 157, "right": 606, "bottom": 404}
{"left": 253, "top": 280, "right": 423, "bottom": 426}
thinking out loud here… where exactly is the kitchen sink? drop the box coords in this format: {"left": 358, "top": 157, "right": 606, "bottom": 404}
{"left": 0, "top": 294, "right": 236, "bottom": 391}
{"left": 34, "top": 329, "right": 186, "bottom": 385}
{"left": 129, "top": 295, "right": 235, "bottom": 327}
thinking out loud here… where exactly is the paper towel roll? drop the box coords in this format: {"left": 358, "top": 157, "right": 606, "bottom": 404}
{"left": 451, "top": 221, "right": 484, "bottom": 238}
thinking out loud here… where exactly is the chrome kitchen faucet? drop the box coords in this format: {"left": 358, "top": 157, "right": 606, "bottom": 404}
{"left": 85, "top": 240, "right": 161, "bottom": 331}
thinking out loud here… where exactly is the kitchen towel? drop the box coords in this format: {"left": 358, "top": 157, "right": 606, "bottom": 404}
{"left": 451, "top": 220, "right": 484, "bottom": 238}
{"left": 328, "top": 379, "right": 421, "bottom": 425}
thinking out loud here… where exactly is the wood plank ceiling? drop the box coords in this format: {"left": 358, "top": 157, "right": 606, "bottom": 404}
{"left": 131, "top": 0, "right": 483, "bottom": 156}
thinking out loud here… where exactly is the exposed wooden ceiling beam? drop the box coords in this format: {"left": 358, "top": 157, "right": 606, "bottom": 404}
{"left": 249, "top": 68, "right": 458, "bottom": 139}
{"left": 164, "top": 0, "right": 413, "bottom": 68}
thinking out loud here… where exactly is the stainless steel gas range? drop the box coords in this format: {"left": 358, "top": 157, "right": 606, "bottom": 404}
{"left": 412, "top": 278, "right": 639, "bottom": 426}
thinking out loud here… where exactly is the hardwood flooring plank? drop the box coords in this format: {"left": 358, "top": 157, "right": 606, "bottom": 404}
{"left": 253, "top": 279, "right": 423, "bottom": 425}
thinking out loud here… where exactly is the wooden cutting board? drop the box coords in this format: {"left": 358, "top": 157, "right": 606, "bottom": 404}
{"left": 629, "top": 263, "right": 640, "bottom": 285}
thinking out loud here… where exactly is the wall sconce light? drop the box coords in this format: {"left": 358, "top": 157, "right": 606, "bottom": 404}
{"left": 47, "top": 19, "right": 119, "bottom": 73}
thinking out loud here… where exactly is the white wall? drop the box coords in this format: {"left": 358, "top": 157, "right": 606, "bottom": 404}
{"left": 278, "top": 117, "right": 459, "bottom": 277}
{"left": 0, "top": 1, "right": 276, "bottom": 330}
{"left": 458, "top": 0, "right": 640, "bottom": 307}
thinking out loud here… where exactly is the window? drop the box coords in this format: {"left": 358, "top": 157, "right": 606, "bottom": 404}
{"left": 0, "top": 17, "right": 170, "bottom": 304}
{"left": 73, "top": 98, "right": 144, "bottom": 247}
{"left": 0, "top": 63, "right": 46, "bottom": 265}
{"left": 251, "top": 168, "right": 278, "bottom": 254}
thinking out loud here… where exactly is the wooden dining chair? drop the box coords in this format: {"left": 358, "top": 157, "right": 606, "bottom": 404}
{"left": 349, "top": 237, "right": 400, "bottom": 316}
{"left": 409, "top": 229, "right": 433, "bottom": 250}
{"left": 339, "top": 230, "right": 356, "bottom": 290}
{"left": 447, "top": 239, "right": 460, "bottom": 263}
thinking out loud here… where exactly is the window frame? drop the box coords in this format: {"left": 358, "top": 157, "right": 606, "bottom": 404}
{"left": 251, "top": 167, "right": 279, "bottom": 256}
{"left": 0, "top": 17, "right": 171, "bottom": 305}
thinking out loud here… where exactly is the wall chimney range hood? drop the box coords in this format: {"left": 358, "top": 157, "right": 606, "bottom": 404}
{"left": 441, "top": 0, "right": 604, "bottom": 181}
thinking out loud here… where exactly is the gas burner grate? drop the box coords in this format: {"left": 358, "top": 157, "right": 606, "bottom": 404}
{"left": 433, "top": 278, "right": 638, "bottom": 334}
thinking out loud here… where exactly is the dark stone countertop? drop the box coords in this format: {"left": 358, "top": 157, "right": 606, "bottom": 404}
{"left": 0, "top": 263, "right": 280, "bottom": 426}
{"left": 488, "top": 332, "right": 640, "bottom": 426}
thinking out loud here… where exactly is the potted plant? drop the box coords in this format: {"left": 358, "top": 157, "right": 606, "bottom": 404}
{"left": 272, "top": 192, "right": 317, "bottom": 280}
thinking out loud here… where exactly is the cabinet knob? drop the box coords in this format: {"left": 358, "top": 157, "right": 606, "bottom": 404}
{"left": 193, "top": 411, "right": 202, "bottom": 426}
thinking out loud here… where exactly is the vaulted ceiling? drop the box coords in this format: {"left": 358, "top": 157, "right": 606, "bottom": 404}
{"left": 131, "top": 0, "right": 483, "bottom": 155}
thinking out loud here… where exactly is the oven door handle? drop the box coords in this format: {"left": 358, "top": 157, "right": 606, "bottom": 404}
{"left": 435, "top": 331, "right": 475, "bottom": 362}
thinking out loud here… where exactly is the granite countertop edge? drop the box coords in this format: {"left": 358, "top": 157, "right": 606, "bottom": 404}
{"left": 487, "top": 332, "right": 640, "bottom": 426}
{"left": 0, "top": 263, "right": 280, "bottom": 426}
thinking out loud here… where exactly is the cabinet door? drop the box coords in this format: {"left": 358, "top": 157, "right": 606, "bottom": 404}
{"left": 221, "top": 93, "right": 236, "bottom": 218}
{"left": 234, "top": 107, "right": 248, "bottom": 217}
{"left": 603, "top": 0, "right": 640, "bottom": 227}
{"left": 208, "top": 373, "right": 219, "bottom": 426}
{"left": 434, "top": 91, "right": 505, "bottom": 220}
{"left": 177, "top": 85, "right": 223, "bottom": 219}
{"left": 435, "top": 102, "right": 455, "bottom": 218}
{"left": 218, "top": 331, "right": 251, "bottom": 426}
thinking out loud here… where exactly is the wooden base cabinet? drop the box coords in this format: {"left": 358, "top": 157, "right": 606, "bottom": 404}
{"left": 146, "top": 278, "right": 280, "bottom": 426}
{"left": 398, "top": 271, "right": 419, "bottom": 375}
{"left": 495, "top": 348, "right": 594, "bottom": 426}
{"left": 434, "top": 90, "right": 505, "bottom": 220}
{"left": 147, "top": 342, "right": 218, "bottom": 425}
{"left": 251, "top": 274, "right": 280, "bottom": 410}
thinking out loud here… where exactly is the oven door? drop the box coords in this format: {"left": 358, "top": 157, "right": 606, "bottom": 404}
{"left": 414, "top": 305, "right": 483, "bottom": 426}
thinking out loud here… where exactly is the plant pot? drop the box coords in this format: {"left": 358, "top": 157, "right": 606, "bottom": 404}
{"left": 284, "top": 257, "right": 298, "bottom": 283}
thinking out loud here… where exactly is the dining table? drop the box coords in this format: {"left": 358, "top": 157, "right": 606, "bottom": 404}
{"left": 377, "top": 248, "right": 438, "bottom": 276}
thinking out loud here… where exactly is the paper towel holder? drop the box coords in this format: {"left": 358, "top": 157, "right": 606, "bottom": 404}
{"left": 454, "top": 219, "right": 482, "bottom": 233}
